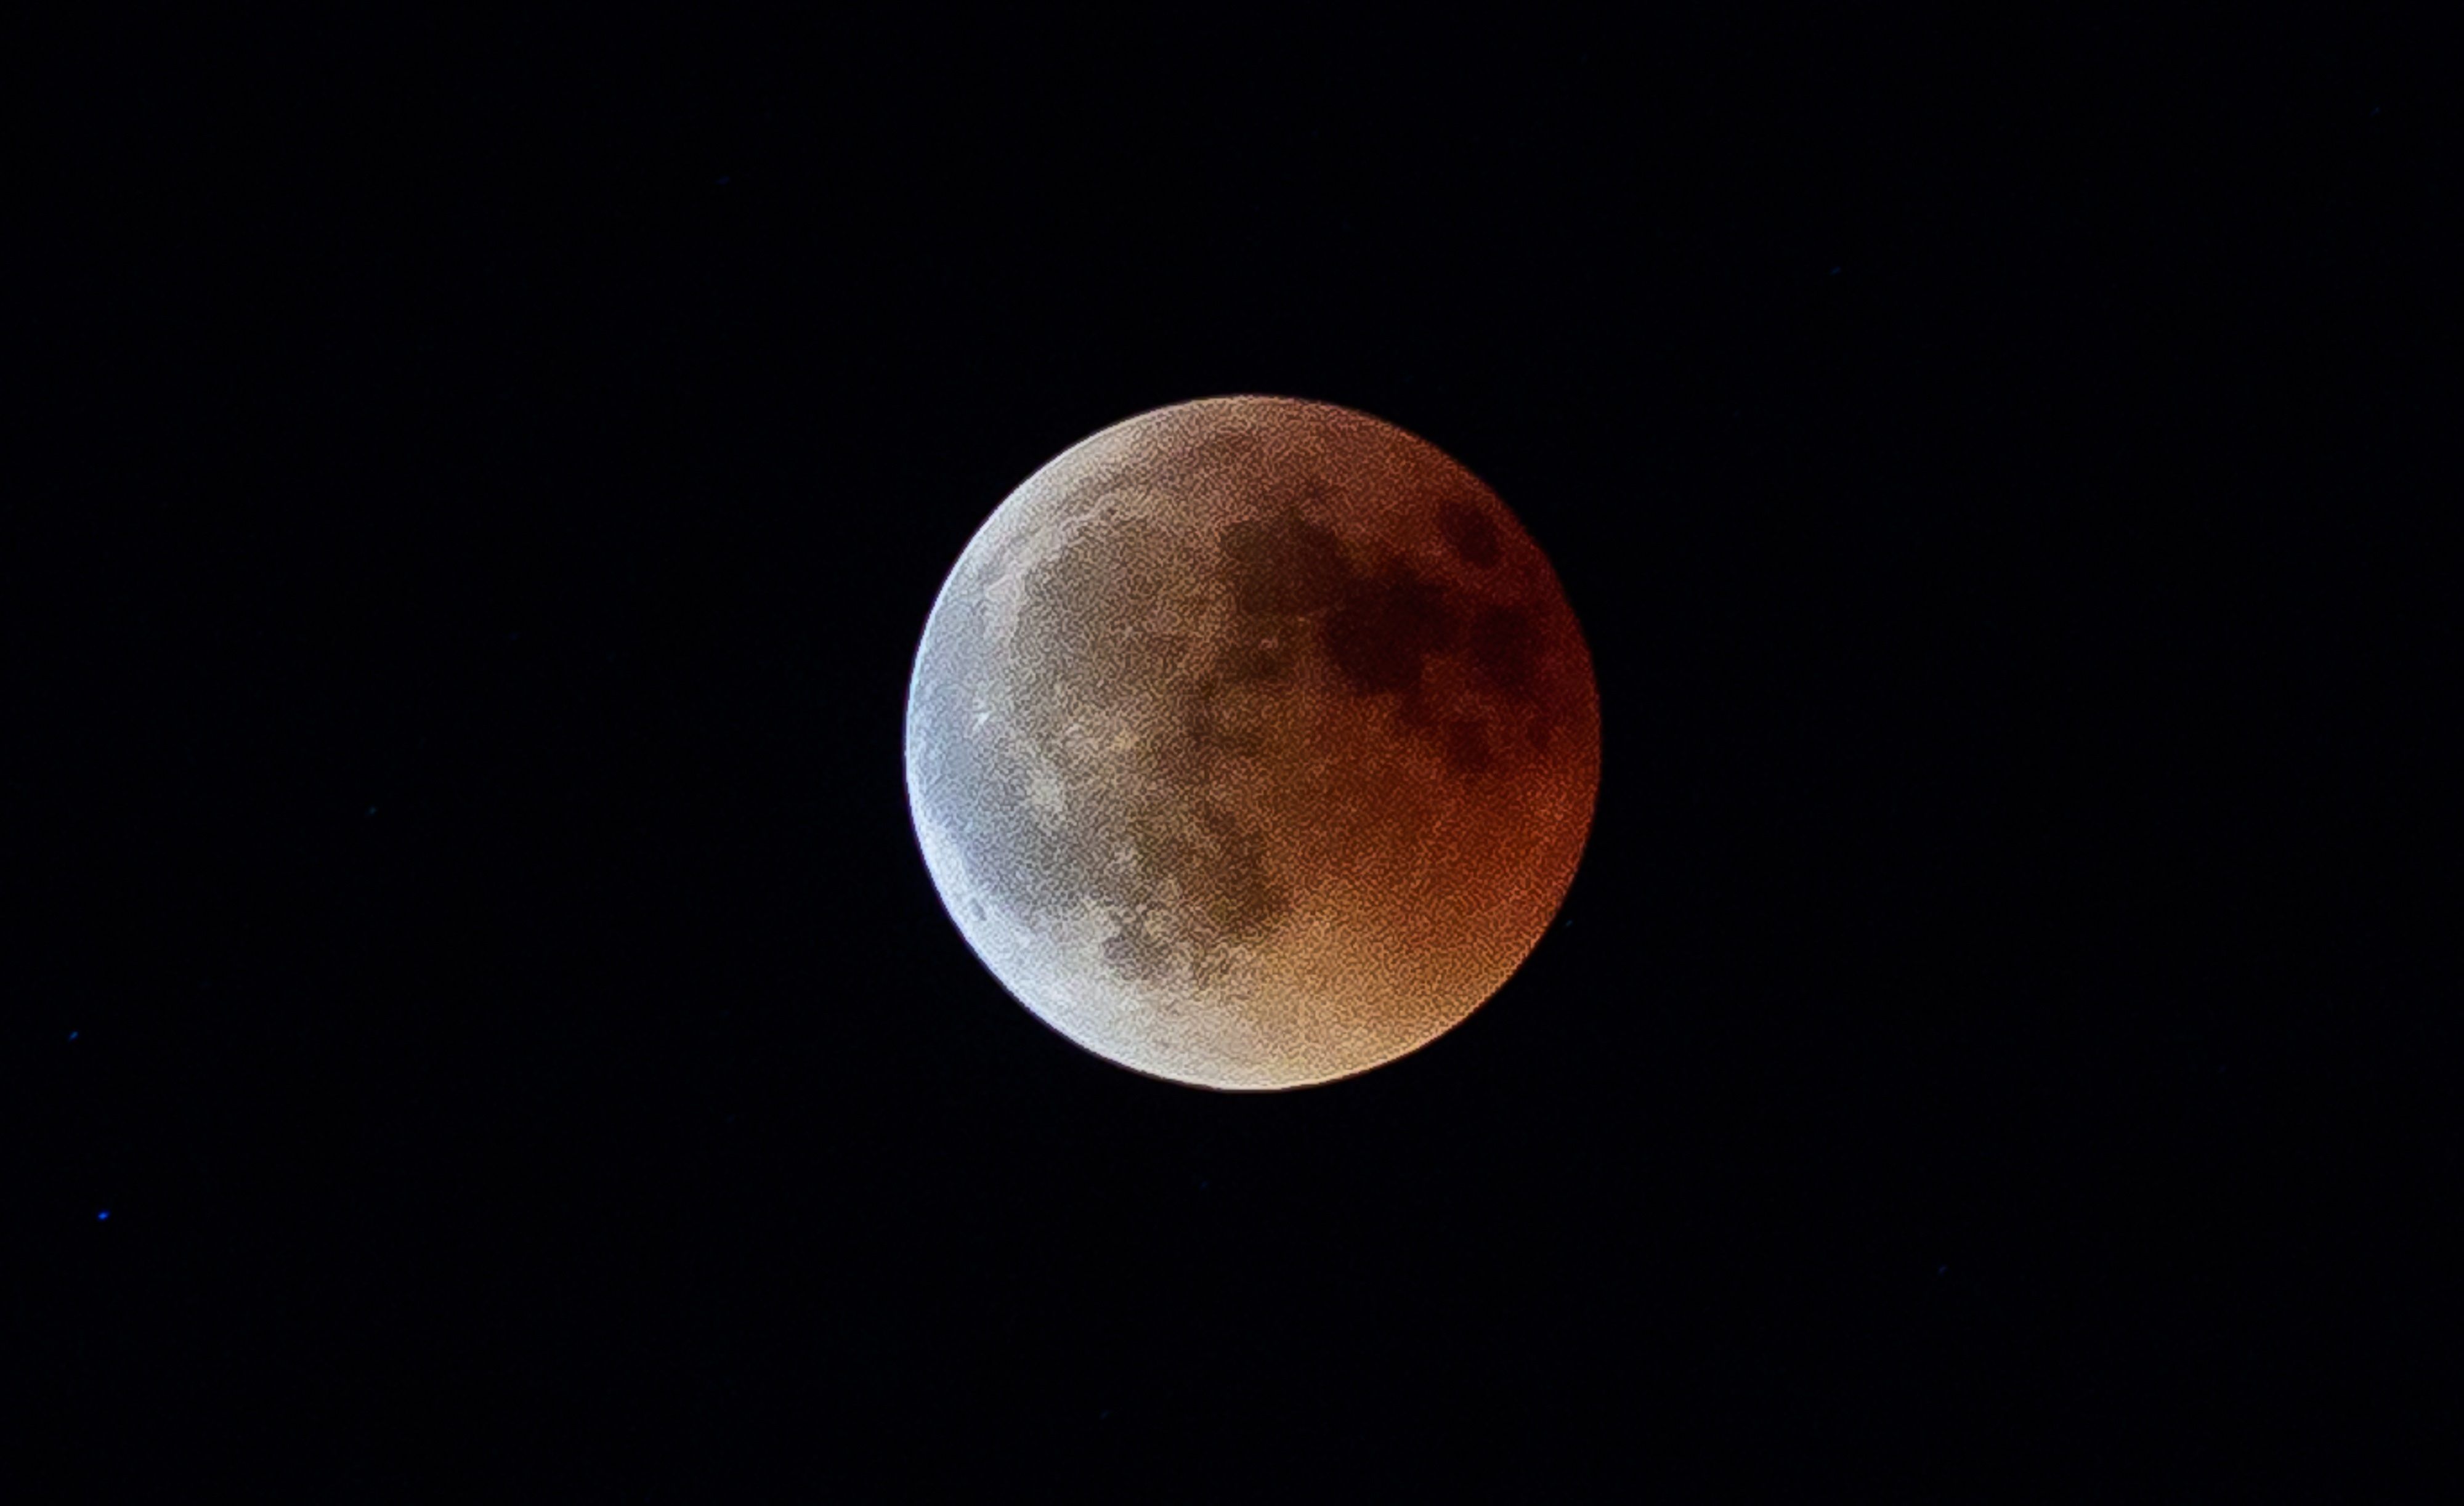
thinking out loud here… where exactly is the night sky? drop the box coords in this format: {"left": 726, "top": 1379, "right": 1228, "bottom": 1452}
{"left": 15, "top": 12, "right": 2454, "bottom": 1496}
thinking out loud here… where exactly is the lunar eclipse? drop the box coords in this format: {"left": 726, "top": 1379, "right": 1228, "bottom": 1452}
{"left": 906, "top": 397, "right": 1600, "bottom": 1089}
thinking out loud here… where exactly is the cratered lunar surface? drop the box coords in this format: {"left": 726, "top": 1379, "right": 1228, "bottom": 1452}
{"left": 905, "top": 397, "right": 1600, "bottom": 1090}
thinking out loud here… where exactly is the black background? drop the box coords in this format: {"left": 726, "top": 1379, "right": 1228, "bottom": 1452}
{"left": 14, "top": 10, "right": 2456, "bottom": 1497}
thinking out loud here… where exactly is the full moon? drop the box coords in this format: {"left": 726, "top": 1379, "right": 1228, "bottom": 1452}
{"left": 904, "top": 397, "right": 1600, "bottom": 1090}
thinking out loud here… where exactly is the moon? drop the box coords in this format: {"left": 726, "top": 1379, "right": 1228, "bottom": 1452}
{"left": 904, "top": 397, "right": 1600, "bottom": 1090}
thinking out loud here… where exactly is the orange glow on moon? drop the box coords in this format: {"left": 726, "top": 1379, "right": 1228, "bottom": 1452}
{"left": 905, "top": 397, "right": 1600, "bottom": 1089}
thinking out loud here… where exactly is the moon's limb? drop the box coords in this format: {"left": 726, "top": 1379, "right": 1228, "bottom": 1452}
{"left": 905, "top": 397, "right": 1600, "bottom": 1090}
